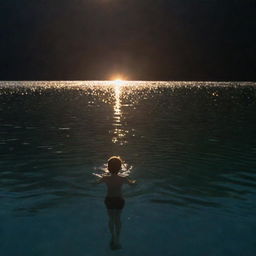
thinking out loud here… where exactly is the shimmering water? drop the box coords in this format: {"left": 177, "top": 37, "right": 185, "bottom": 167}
{"left": 0, "top": 81, "right": 256, "bottom": 255}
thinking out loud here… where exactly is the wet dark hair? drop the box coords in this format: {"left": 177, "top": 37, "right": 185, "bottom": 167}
{"left": 108, "top": 156, "right": 122, "bottom": 174}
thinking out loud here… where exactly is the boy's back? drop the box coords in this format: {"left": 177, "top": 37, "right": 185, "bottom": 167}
{"left": 102, "top": 174, "right": 128, "bottom": 197}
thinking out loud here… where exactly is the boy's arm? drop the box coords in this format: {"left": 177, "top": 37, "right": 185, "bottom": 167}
{"left": 125, "top": 177, "right": 136, "bottom": 185}
{"left": 96, "top": 176, "right": 105, "bottom": 184}
{"left": 93, "top": 175, "right": 106, "bottom": 184}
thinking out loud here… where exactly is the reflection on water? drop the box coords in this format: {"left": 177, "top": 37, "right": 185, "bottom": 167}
{"left": 112, "top": 82, "right": 128, "bottom": 145}
{"left": 1, "top": 81, "right": 256, "bottom": 255}
{"left": 0, "top": 80, "right": 256, "bottom": 217}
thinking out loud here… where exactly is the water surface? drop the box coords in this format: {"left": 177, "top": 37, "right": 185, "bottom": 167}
{"left": 0, "top": 81, "right": 256, "bottom": 255}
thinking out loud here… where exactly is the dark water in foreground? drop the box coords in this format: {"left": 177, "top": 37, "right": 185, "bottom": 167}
{"left": 0, "top": 81, "right": 256, "bottom": 256}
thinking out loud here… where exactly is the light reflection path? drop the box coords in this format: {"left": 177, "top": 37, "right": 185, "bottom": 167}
{"left": 112, "top": 82, "right": 128, "bottom": 145}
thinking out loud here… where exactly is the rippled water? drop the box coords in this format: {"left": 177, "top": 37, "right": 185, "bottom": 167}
{"left": 0, "top": 81, "right": 256, "bottom": 255}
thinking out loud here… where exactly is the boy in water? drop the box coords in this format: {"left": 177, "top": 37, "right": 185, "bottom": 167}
{"left": 97, "top": 156, "right": 136, "bottom": 250}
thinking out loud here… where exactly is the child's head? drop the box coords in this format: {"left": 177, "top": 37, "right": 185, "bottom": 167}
{"left": 108, "top": 156, "right": 122, "bottom": 174}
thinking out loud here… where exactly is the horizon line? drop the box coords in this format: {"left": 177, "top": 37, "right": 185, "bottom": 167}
{"left": 1, "top": 80, "right": 256, "bottom": 83}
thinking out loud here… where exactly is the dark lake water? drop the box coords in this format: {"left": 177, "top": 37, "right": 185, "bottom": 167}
{"left": 0, "top": 81, "right": 256, "bottom": 255}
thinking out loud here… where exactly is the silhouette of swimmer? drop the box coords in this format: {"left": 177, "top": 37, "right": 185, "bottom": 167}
{"left": 97, "top": 156, "right": 136, "bottom": 250}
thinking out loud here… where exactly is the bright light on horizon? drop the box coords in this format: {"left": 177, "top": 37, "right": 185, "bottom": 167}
{"left": 110, "top": 74, "right": 127, "bottom": 85}
{"left": 114, "top": 79, "right": 123, "bottom": 86}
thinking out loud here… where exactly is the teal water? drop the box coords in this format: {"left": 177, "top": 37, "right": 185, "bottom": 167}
{"left": 0, "top": 81, "right": 256, "bottom": 255}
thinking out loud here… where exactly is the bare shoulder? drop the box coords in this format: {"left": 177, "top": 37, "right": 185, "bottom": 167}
{"left": 102, "top": 174, "right": 111, "bottom": 180}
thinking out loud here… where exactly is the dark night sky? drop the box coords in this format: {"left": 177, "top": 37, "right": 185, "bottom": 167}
{"left": 1, "top": 0, "right": 256, "bottom": 80}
